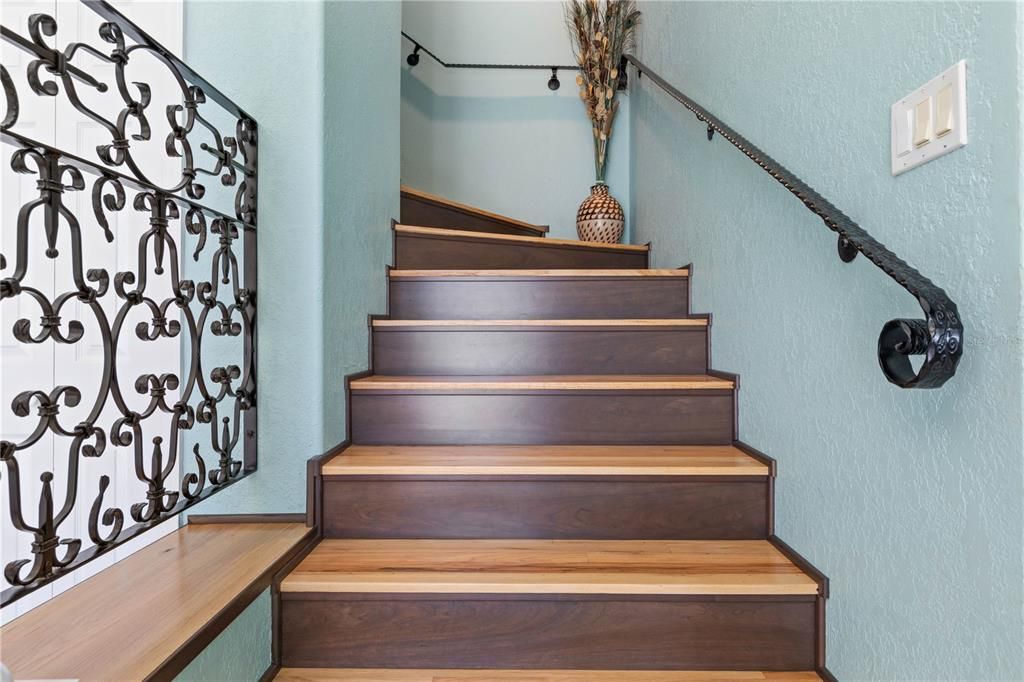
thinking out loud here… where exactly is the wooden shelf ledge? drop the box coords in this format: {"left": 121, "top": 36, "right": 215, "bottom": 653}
{"left": 323, "top": 445, "right": 769, "bottom": 477}
{"left": 0, "top": 521, "right": 314, "bottom": 682}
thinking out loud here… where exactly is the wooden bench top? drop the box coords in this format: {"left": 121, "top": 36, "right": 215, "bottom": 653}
{"left": 1, "top": 521, "right": 312, "bottom": 682}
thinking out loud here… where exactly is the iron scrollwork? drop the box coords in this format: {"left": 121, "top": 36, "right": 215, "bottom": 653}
{"left": 624, "top": 54, "right": 962, "bottom": 388}
{"left": 1, "top": 1, "right": 258, "bottom": 606}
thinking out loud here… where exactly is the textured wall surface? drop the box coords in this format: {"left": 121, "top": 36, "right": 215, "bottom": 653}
{"left": 183, "top": 0, "right": 326, "bottom": 516}
{"left": 630, "top": 2, "right": 1023, "bottom": 679}
{"left": 401, "top": 1, "right": 630, "bottom": 240}
{"left": 182, "top": 0, "right": 399, "bottom": 512}
{"left": 180, "top": 0, "right": 399, "bottom": 672}
{"left": 172, "top": 589, "right": 271, "bottom": 682}
{"left": 323, "top": 0, "right": 400, "bottom": 447}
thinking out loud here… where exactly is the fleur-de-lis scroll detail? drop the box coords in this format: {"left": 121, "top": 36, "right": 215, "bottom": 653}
{"left": 1, "top": 1, "right": 257, "bottom": 607}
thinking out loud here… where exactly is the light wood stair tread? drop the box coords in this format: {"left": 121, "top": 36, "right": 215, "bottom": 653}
{"left": 323, "top": 445, "right": 768, "bottom": 476}
{"left": 350, "top": 374, "right": 734, "bottom": 391}
{"left": 401, "top": 185, "right": 549, "bottom": 234}
{"left": 390, "top": 268, "right": 687, "bottom": 278}
{"left": 372, "top": 319, "right": 708, "bottom": 329}
{"left": 276, "top": 669, "right": 823, "bottom": 681}
{"left": 396, "top": 224, "right": 650, "bottom": 252}
{"left": 280, "top": 540, "right": 818, "bottom": 595}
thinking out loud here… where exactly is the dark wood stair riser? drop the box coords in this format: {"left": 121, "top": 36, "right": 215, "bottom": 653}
{"left": 372, "top": 328, "right": 708, "bottom": 375}
{"left": 322, "top": 477, "right": 768, "bottom": 539}
{"left": 389, "top": 277, "right": 690, "bottom": 320}
{"left": 401, "top": 193, "right": 543, "bottom": 237}
{"left": 350, "top": 392, "right": 735, "bottom": 445}
{"left": 395, "top": 233, "right": 648, "bottom": 270}
{"left": 280, "top": 595, "right": 816, "bottom": 670}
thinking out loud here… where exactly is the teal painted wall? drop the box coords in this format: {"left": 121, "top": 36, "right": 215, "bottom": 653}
{"left": 180, "top": 0, "right": 399, "bottom": 674}
{"left": 630, "top": 2, "right": 1023, "bottom": 679}
{"left": 323, "top": 0, "right": 401, "bottom": 447}
{"left": 401, "top": 1, "right": 630, "bottom": 240}
{"left": 183, "top": 0, "right": 327, "bottom": 516}
{"left": 173, "top": 589, "right": 271, "bottom": 682}
{"left": 181, "top": 0, "right": 399, "bottom": 514}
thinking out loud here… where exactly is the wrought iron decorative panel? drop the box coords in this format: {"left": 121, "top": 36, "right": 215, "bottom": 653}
{"left": 0, "top": 0, "right": 257, "bottom": 606}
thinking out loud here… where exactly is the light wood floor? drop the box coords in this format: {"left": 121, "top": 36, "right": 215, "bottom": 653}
{"left": 323, "top": 445, "right": 770, "bottom": 477}
{"left": 276, "top": 669, "right": 823, "bottom": 681}
{"left": 280, "top": 539, "right": 818, "bottom": 596}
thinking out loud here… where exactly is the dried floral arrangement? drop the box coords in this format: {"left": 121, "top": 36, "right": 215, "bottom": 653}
{"left": 565, "top": 0, "right": 641, "bottom": 182}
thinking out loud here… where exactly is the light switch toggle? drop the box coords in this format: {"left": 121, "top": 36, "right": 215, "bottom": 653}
{"left": 913, "top": 97, "right": 932, "bottom": 148}
{"left": 935, "top": 84, "right": 953, "bottom": 137}
{"left": 895, "top": 109, "right": 913, "bottom": 157}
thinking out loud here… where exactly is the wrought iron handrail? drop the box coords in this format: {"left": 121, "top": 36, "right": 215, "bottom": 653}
{"left": 623, "top": 54, "right": 962, "bottom": 388}
{"left": 0, "top": 1, "right": 257, "bottom": 606}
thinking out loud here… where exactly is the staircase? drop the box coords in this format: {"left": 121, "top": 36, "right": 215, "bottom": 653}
{"left": 275, "top": 191, "right": 830, "bottom": 681}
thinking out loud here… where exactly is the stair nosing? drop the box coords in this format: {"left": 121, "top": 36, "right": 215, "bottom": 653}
{"left": 395, "top": 225, "right": 650, "bottom": 253}
{"left": 280, "top": 576, "right": 817, "bottom": 596}
{"left": 371, "top": 319, "right": 708, "bottom": 330}
{"left": 350, "top": 375, "right": 734, "bottom": 392}
{"left": 389, "top": 268, "right": 687, "bottom": 279}
{"left": 274, "top": 668, "right": 824, "bottom": 681}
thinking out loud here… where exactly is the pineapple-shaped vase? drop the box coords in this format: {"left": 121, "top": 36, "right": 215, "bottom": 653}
{"left": 576, "top": 183, "right": 625, "bottom": 243}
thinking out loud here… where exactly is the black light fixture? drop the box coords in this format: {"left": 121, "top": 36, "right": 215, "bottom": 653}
{"left": 407, "top": 45, "right": 421, "bottom": 67}
{"left": 547, "top": 67, "right": 560, "bottom": 91}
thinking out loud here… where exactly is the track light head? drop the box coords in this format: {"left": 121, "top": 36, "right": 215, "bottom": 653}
{"left": 547, "top": 68, "right": 560, "bottom": 91}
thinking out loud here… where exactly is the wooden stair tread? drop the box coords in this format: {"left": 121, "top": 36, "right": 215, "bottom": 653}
{"left": 350, "top": 375, "right": 734, "bottom": 391}
{"left": 276, "top": 669, "right": 823, "bottom": 681}
{"left": 390, "top": 268, "right": 687, "bottom": 278}
{"left": 372, "top": 319, "right": 708, "bottom": 329}
{"left": 280, "top": 540, "right": 818, "bottom": 595}
{"left": 401, "top": 186, "right": 549, "bottom": 235}
{"left": 397, "top": 225, "right": 650, "bottom": 253}
{"left": 323, "top": 445, "right": 768, "bottom": 477}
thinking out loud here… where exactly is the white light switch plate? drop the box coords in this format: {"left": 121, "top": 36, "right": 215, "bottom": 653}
{"left": 891, "top": 60, "right": 967, "bottom": 175}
